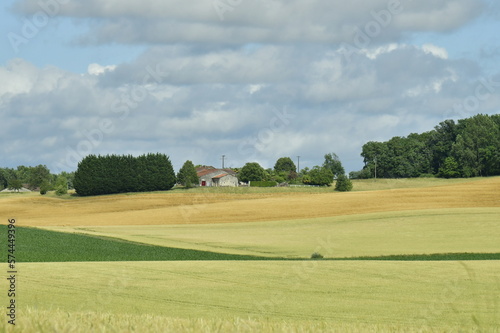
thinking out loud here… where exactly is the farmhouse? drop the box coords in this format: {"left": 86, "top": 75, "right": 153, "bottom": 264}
{"left": 196, "top": 167, "right": 239, "bottom": 187}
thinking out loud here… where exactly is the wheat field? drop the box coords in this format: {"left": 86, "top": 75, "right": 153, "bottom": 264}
{"left": 2, "top": 261, "right": 499, "bottom": 332}
{"left": 2, "top": 177, "right": 499, "bottom": 227}
{"left": 44, "top": 207, "right": 500, "bottom": 258}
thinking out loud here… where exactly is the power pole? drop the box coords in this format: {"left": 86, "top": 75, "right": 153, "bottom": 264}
{"left": 297, "top": 156, "right": 300, "bottom": 174}
{"left": 374, "top": 156, "right": 377, "bottom": 180}
{"left": 221, "top": 155, "right": 225, "bottom": 169}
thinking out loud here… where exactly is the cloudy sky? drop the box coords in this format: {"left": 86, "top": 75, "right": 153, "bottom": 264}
{"left": 1, "top": 0, "right": 500, "bottom": 173}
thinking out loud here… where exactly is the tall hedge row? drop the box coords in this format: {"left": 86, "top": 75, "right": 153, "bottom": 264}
{"left": 74, "top": 153, "right": 176, "bottom": 196}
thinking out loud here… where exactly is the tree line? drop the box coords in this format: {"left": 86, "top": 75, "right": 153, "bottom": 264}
{"left": 73, "top": 153, "right": 176, "bottom": 196}
{"left": 351, "top": 114, "right": 500, "bottom": 179}
{"left": 0, "top": 165, "right": 73, "bottom": 195}
{"left": 235, "top": 154, "right": 352, "bottom": 191}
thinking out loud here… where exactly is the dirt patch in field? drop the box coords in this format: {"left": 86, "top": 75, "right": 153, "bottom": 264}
{"left": 2, "top": 178, "right": 499, "bottom": 227}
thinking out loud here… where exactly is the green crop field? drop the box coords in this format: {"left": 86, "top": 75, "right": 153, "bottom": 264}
{"left": 0, "top": 225, "right": 274, "bottom": 262}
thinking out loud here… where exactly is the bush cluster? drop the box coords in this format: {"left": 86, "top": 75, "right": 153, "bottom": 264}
{"left": 250, "top": 181, "right": 278, "bottom": 187}
{"left": 74, "top": 153, "right": 176, "bottom": 196}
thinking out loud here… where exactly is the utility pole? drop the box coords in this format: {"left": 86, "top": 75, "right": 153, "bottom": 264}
{"left": 374, "top": 156, "right": 377, "bottom": 180}
{"left": 297, "top": 156, "right": 300, "bottom": 174}
{"left": 221, "top": 155, "right": 225, "bottom": 169}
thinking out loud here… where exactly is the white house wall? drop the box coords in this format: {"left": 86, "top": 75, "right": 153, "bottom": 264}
{"left": 217, "top": 175, "right": 238, "bottom": 187}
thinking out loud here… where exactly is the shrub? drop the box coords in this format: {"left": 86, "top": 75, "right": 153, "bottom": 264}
{"left": 39, "top": 181, "right": 52, "bottom": 195}
{"left": 311, "top": 252, "right": 324, "bottom": 259}
{"left": 307, "top": 166, "right": 334, "bottom": 186}
{"left": 250, "top": 181, "right": 277, "bottom": 187}
{"left": 55, "top": 185, "right": 67, "bottom": 196}
{"left": 335, "top": 174, "right": 353, "bottom": 192}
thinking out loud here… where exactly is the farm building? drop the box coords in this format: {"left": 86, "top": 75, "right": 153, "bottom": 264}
{"left": 196, "top": 167, "right": 238, "bottom": 187}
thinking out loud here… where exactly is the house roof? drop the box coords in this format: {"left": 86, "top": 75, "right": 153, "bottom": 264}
{"left": 197, "top": 169, "right": 219, "bottom": 177}
{"left": 212, "top": 173, "right": 229, "bottom": 179}
{"left": 197, "top": 168, "right": 237, "bottom": 178}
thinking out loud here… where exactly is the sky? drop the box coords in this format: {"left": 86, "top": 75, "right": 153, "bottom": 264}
{"left": 1, "top": 0, "right": 500, "bottom": 174}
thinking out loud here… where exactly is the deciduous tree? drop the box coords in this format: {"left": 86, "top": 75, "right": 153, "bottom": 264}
{"left": 177, "top": 160, "right": 199, "bottom": 188}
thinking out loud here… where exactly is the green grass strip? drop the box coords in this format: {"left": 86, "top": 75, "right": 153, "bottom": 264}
{"left": 1, "top": 225, "right": 277, "bottom": 262}
{"left": 336, "top": 253, "right": 500, "bottom": 261}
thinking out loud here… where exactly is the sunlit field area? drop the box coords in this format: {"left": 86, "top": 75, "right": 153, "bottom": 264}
{"left": 1, "top": 177, "right": 499, "bottom": 332}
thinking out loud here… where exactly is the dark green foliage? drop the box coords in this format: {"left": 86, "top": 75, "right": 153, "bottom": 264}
{"left": 438, "top": 157, "right": 460, "bottom": 178}
{"left": 39, "top": 180, "right": 52, "bottom": 195}
{"left": 59, "top": 171, "right": 75, "bottom": 189}
{"left": 55, "top": 175, "right": 68, "bottom": 196}
{"left": 177, "top": 160, "right": 199, "bottom": 188}
{"left": 27, "top": 164, "right": 52, "bottom": 189}
{"left": 74, "top": 153, "right": 176, "bottom": 196}
{"left": 339, "top": 253, "right": 500, "bottom": 261}
{"left": 335, "top": 174, "right": 353, "bottom": 192}
{"left": 250, "top": 181, "right": 278, "bottom": 187}
{"left": 311, "top": 252, "right": 324, "bottom": 259}
{"left": 8, "top": 178, "right": 23, "bottom": 191}
{"left": 238, "top": 162, "right": 265, "bottom": 183}
{"left": 306, "top": 166, "right": 334, "bottom": 186}
{"left": 323, "top": 153, "right": 345, "bottom": 178}
{"left": 1, "top": 226, "right": 275, "bottom": 262}
{"left": 349, "top": 168, "right": 372, "bottom": 179}
{"left": 0, "top": 169, "right": 8, "bottom": 189}
{"left": 274, "top": 157, "right": 297, "bottom": 173}
{"left": 358, "top": 113, "right": 500, "bottom": 178}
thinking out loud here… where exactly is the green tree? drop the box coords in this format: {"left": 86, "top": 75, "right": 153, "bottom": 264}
{"left": 238, "top": 162, "right": 265, "bottom": 183}
{"left": 308, "top": 166, "right": 334, "bottom": 186}
{"left": 361, "top": 141, "right": 388, "bottom": 178}
{"left": 274, "top": 157, "right": 297, "bottom": 173}
{"left": 0, "top": 169, "right": 8, "bottom": 190}
{"left": 335, "top": 174, "right": 353, "bottom": 191}
{"left": 39, "top": 180, "right": 52, "bottom": 195}
{"left": 27, "top": 164, "right": 52, "bottom": 189}
{"left": 323, "top": 153, "right": 345, "bottom": 178}
{"left": 74, "top": 153, "right": 176, "bottom": 196}
{"left": 438, "top": 157, "right": 460, "bottom": 178}
{"left": 177, "top": 160, "right": 199, "bottom": 188}
{"left": 452, "top": 114, "right": 500, "bottom": 177}
{"left": 8, "top": 178, "right": 23, "bottom": 192}
{"left": 55, "top": 176, "right": 68, "bottom": 196}
{"left": 429, "top": 119, "right": 457, "bottom": 173}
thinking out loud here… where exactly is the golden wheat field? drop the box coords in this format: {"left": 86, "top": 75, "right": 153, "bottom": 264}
{"left": 1, "top": 177, "right": 500, "bottom": 332}
{"left": 2, "top": 177, "right": 499, "bottom": 227}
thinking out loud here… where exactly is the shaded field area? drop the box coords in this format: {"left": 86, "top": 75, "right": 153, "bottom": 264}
{"left": 2, "top": 261, "right": 498, "bottom": 331}
{"left": 1, "top": 177, "right": 499, "bottom": 227}
{"left": 0, "top": 225, "right": 271, "bottom": 262}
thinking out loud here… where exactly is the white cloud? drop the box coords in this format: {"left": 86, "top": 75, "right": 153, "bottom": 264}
{"left": 362, "top": 44, "right": 400, "bottom": 59}
{"left": 13, "top": 0, "right": 484, "bottom": 45}
{"left": 422, "top": 44, "right": 449, "bottom": 59}
{"left": 88, "top": 63, "right": 117, "bottom": 76}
